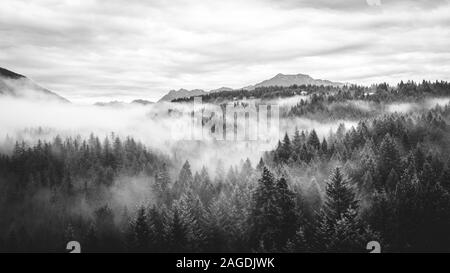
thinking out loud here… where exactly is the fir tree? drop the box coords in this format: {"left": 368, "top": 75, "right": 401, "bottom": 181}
{"left": 274, "top": 177, "right": 298, "bottom": 248}
{"left": 131, "top": 206, "right": 150, "bottom": 252}
{"left": 378, "top": 134, "right": 401, "bottom": 187}
{"left": 307, "top": 130, "right": 321, "bottom": 150}
{"left": 173, "top": 160, "right": 193, "bottom": 199}
{"left": 168, "top": 209, "right": 189, "bottom": 252}
{"left": 323, "top": 168, "right": 358, "bottom": 223}
{"left": 250, "top": 167, "right": 279, "bottom": 250}
{"left": 256, "top": 158, "right": 265, "bottom": 172}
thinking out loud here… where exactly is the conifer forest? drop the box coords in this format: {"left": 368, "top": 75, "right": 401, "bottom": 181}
{"left": 1, "top": 82, "right": 450, "bottom": 253}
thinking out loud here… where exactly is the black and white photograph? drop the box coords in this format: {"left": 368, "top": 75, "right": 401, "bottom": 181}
{"left": 1, "top": 0, "right": 450, "bottom": 259}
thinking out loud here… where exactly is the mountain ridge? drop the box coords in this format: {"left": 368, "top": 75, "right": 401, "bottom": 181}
{"left": 158, "top": 88, "right": 208, "bottom": 102}
{"left": 0, "top": 67, "right": 70, "bottom": 102}
{"left": 158, "top": 73, "right": 343, "bottom": 102}
{"left": 245, "top": 73, "right": 343, "bottom": 90}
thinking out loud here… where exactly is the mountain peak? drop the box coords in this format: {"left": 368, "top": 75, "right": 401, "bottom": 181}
{"left": 157, "top": 72, "right": 344, "bottom": 101}
{"left": 0, "top": 67, "right": 25, "bottom": 79}
{"left": 0, "top": 66, "right": 70, "bottom": 102}
{"left": 158, "top": 88, "right": 207, "bottom": 102}
{"left": 273, "top": 73, "right": 312, "bottom": 79}
{"left": 244, "top": 73, "right": 342, "bottom": 90}
{"left": 210, "top": 87, "right": 233, "bottom": 93}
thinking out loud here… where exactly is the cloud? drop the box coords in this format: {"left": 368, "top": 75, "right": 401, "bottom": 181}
{"left": 1, "top": 0, "right": 450, "bottom": 102}
{"left": 272, "top": 0, "right": 450, "bottom": 11}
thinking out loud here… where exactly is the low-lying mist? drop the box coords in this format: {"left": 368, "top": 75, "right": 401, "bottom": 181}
{"left": 3, "top": 95, "right": 446, "bottom": 174}
{"left": 0, "top": 96, "right": 358, "bottom": 173}
{"left": 386, "top": 97, "right": 450, "bottom": 113}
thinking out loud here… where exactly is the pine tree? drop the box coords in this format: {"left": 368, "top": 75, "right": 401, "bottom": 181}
{"left": 321, "top": 138, "right": 328, "bottom": 156}
{"left": 386, "top": 169, "right": 399, "bottom": 193}
{"left": 93, "top": 205, "right": 118, "bottom": 251}
{"left": 168, "top": 209, "right": 188, "bottom": 252}
{"left": 327, "top": 209, "right": 379, "bottom": 252}
{"left": 364, "top": 189, "right": 392, "bottom": 246}
{"left": 305, "top": 179, "right": 322, "bottom": 217}
{"left": 278, "top": 133, "right": 292, "bottom": 163}
{"left": 274, "top": 177, "right": 298, "bottom": 249}
{"left": 148, "top": 205, "right": 167, "bottom": 252}
{"left": 64, "top": 223, "right": 76, "bottom": 243}
{"left": 323, "top": 168, "right": 358, "bottom": 223}
{"left": 176, "top": 190, "right": 207, "bottom": 251}
{"left": 307, "top": 130, "right": 321, "bottom": 150}
{"left": 205, "top": 193, "right": 232, "bottom": 252}
{"left": 394, "top": 170, "right": 420, "bottom": 251}
{"left": 378, "top": 134, "right": 401, "bottom": 187}
{"left": 256, "top": 158, "right": 265, "bottom": 172}
{"left": 215, "top": 159, "right": 225, "bottom": 184}
{"left": 154, "top": 163, "right": 171, "bottom": 205}
{"left": 285, "top": 227, "right": 309, "bottom": 252}
{"left": 420, "top": 161, "right": 437, "bottom": 188}
{"left": 179, "top": 160, "right": 193, "bottom": 184}
{"left": 250, "top": 167, "right": 279, "bottom": 250}
{"left": 173, "top": 160, "right": 193, "bottom": 199}
{"left": 314, "top": 168, "right": 378, "bottom": 252}
{"left": 240, "top": 158, "right": 254, "bottom": 182}
{"left": 131, "top": 206, "right": 150, "bottom": 252}
{"left": 292, "top": 128, "right": 302, "bottom": 154}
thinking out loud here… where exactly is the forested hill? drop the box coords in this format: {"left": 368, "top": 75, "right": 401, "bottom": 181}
{"left": 172, "top": 84, "right": 341, "bottom": 103}
{"left": 171, "top": 81, "right": 450, "bottom": 104}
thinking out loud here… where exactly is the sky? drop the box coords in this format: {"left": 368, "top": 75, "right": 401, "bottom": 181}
{"left": 1, "top": 0, "right": 450, "bottom": 103}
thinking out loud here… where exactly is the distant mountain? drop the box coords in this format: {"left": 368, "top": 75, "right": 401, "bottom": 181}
{"left": 0, "top": 67, "right": 70, "bottom": 102}
{"left": 131, "top": 99, "right": 154, "bottom": 105}
{"left": 210, "top": 87, "right": 234, "bottom": 93}
{"left": 244, "top": 73, "right": 343, "bottom": 90}
{"left": 157, "top": 73, "right": 343, "bottom": 102}
{"left": 94, "top": 101, "right": 126, "bottom": 107}
{"left": 158, "top": 88, "right": 207, "bottom": 102}
{"left": 95, "top": 99, "right": 155, "bottom": 107}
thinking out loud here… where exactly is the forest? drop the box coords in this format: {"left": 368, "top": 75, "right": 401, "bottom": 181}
{"left": 1, "top": 81, "right": 450, "bottom": 252}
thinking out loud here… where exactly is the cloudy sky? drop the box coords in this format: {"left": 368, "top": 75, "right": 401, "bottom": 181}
{"left": 1, "top": 0, "right": 450, "bottom": 103}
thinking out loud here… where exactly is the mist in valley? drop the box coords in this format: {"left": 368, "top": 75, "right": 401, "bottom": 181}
{"left": 2, "top": 82, "right": 450, "bottom": 253}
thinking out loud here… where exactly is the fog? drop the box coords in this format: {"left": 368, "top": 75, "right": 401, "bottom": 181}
{"left": 2, "top": 95, "right": 448, "bottom": 176}
{"left": 0, "top": 96, "right": 358, "bottom": 174}
{"left": 386, "top": 97, "right": 450, "bottom": 114}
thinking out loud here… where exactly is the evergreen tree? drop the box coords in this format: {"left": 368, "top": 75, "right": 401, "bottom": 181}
{"left": 173, "top": 161, "right": 193, "bottom": 199}
{"left": 168, "top": 209, "right": 188, "bottom": 252}
{"left": 240, "top": 158, "right": 254, "bottom": 181}
{"left": 256, "top": 158, "right": 265, "bottom": 172}
{"left": 307, "top": 130, "right": 321, "bottom": 150}
{"left": 147, "top": 205, "right": 167, "bottom": 252}
{"left": 378, "top": 134, "right": 401, "bottom": 188}
{"left": 321, "top": 138, "right": 328, "bottom": 156}
{"left": 154, "top": 163, "right": 171, "bottom": 205}
{"left": 305, "top": 179, "right": 322, "bottom": 218}
{"left": 250, "top": 167, "right": 279, "bottom": 250}
{"left": 278, "top": 133, "right": 292, "bottom": 163}
{"left": 323, "top": 168, "right": 358, "bottom": 223}
{"left": 274, "top": 177, "right": 298, "bottom": 248}
{"left": 386, "top": 169, "right": 399, "bottom": 193}
{"left": 130, "top": 206, "right": 150, "bottom": 252}
{"left": 292, "top": 128, "right": 302, "bottom": 154}
{"left": 327, "top": 209, "right": 379, "bottom": 252}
